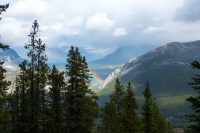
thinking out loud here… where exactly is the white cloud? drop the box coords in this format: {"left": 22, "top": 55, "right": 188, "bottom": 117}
{"left": 5, "top": 0, "right": 53, "bottom": 21}
{"left": 2, "top": 0, "right": 200, "bottom": 58}
{"left": 0, "top": 18, "right": 28, "bottom": 46}
{"left": 85, "top": 13, "right": 115, "bottom": 31}
{"left": 143, "top": 26, "right": 164, "bottom": 34}
{"left": 113, "top": 28, "right": 127, "bottom": 37}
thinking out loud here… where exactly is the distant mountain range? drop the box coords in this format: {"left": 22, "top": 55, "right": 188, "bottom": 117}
{"left": 90, "top": 45, "right": 155, "bottom": 65}
{"left": 0, "top": 48, "right": 23, "bottom": 71}
{"left": 89, "top": 45, "right": 154, "bottom": 79}
{"left": 100, "top": 41, "right": 200, "bottom": 96}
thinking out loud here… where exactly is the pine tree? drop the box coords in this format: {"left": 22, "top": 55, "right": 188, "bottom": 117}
{"left": 100, "top": 102, "right": 118, "bottom": 133}
{"left": 187, "top": 61, "right": 200, "bottom": 133}
{"left": 65, "top": 46, "right": 99, "bottom": 133}
{"left": 151, "top": 97, "right": 168, "bottom": 133}
{"left": 35, "top": 38, "right": 49, "bottom": 133}
{"left": 122, "top": 82, "right": 141, "bottom": 133}
{"left": 12, "top": 60, "right": 29, "bottom": 133}
{"left": 142, "top": 82, "right": 174, "bottom": 133}
{"left": 101, "top": 79, "right": 125, "bottom": 133}
{"left": 24, "top": 20, "right": 49, "bottom": 133}
{"left": 110, "top": 78, "right": 125, "bottom": 115}
{"left": 48, "top": 65, "right": 65, "bottom": 133}
{"left": 142, "top": 82, "right": 154, "bottom": 133}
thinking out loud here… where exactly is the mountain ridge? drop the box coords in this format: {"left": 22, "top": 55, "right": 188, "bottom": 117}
{"left": 99, "top": 40, "right": 200, "bottom": 96}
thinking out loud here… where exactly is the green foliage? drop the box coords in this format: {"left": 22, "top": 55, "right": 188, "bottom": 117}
{"left": 100, "top": 102, "right": 118, "bottom": 133}
{"left": 65, "top": 46, "right": 99, "bottom": 133}
{"left": 142, "top": 82, "right": 175, "bottom": 133}
{"left": 142, "top": 81, "right": 154, "bottom": 133}
{"left": 187, "top": 60, "right": 200, "bottom": 133}
{"left": 12, "top": 60, "right": 29, "bottom": 133}
{"left": 100, "top": 79, "right": 141, "bottom": 133}
{"left": 48, "top": 65, "right": 65, "bottom": 133}
{"left": 122, "top": 82, "right": 141, "bottom": 133}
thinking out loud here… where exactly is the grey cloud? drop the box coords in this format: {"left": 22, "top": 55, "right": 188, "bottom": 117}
{"left": 175, "top": 0, "right": 200, "bottom": 22}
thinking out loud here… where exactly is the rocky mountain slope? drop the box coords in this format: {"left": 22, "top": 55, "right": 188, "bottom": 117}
{"left": 100, "top": 41, "right": 200, "bottom": 96}
{"left": 0, "top": 48, "right": 23, "bottom": 71}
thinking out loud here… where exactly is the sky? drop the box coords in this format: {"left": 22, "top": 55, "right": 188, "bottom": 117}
{"left": 1, "top": 0, "right": 200, "bottom": 62}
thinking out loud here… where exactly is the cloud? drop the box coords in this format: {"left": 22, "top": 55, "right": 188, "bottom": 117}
{"left": 3, "top": 0, "right": 200, "bottom": 62}
{"left": 85, "top": 13, "right": 115, "bottom": 31}
{"left": 5, "top": 0, "right": 53, "bottom": 21}
{"left": 113, "top": 28, "right": 127, "bottom": 37}
{"left": 175, "top": 0, "right": 200, "bottom": 22}
{"left": 142, "top": 26, "right": 163, "bottom": 34}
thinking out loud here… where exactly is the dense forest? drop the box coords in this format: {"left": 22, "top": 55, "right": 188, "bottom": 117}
{"left": 0, "top": 4, "right": 200, "bottom": 133}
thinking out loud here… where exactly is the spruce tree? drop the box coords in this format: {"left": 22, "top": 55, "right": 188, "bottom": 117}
{"left": 122, "top": 82, "right": 141, "bottom": 133}
{"left": 142, "top": 82, "right": 154, "bottom": 133}
{"left": 110, "top": 78, "right": 125, "bottom": 115}
{"left": 151, "top": 97, "right": 168, "bottom": 133}
{"left": 100, "top": 102, "right": 118, "bottom": 133}
{"left": 48, "top": 65, "right": 65, "bottom": 133}
{"left": 102, "top": 78, "right": 125, "bottom": 133}
{"left": 142, "top": 82, "right": 174, "bottom": 133}
{"left": 187, "top": 60, "right": 200, "bottom": 133}
{"left": 12, "top": 60, "right": 29, "bottom": 133}
{"left": 65, "top": 46, "right": 99, "bottom": 133}
{"left": 24, "top": 20, "right": 49, "bottom": 133}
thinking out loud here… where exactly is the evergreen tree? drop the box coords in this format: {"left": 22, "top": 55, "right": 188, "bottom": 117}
{"left": 142, "top": 82, "right": 154, "bottom": 133}
{"left": 100, "top": 79, "right": 124, "bottom": 133}
{"left": 24, "top": 20, "right": 49, "bottom": 133}
{"left": 151, "top": 98, "right": 168, "bottom": 133}
{"left": 65, "top": 46, "right": 99, "bottom": 133}
{"left": 100, "top": 102, "right": 118, "bottom": 133}
{"left": 110, "top": 78, "right": 124, "bottom": 115}
{"left": 142, "top": 82, "right": 174, "bottom": 133}
{"left": 122, "top": 82, "right": 141, "bottom": 133}
{"left": 110, "top": 78, "right": 125, "bottom": 132}
{"left": 187, "top": 61, "right": 200, "bottom": 133}
{"left": 48, "top": 65, "right": 65, "bottom": 133}
{"left": 12, "top": 60, "right": 29, "bottom": 133}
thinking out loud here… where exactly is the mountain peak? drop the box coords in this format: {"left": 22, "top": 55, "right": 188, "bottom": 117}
{"left": 0, "top": 48, "right": 23, "bottom": 71}
{"left": 101, "top": 40, "right": 200, "bottom": 91}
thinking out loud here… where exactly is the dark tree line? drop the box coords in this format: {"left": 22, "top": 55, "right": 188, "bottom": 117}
{"left": 9, "top": 20, "right": 99, "bottom": 133}
{"left": 99, "top": 80, "right": 174, "bottom": 133}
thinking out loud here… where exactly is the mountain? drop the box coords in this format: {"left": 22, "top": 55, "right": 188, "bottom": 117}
{"left": 100, "top": 41, "right": 200, "bottom": 96}
{"left": 90, "top": 45, "right": 154, "bottom": 65}
{"left": 0, "top": 48, "right": 23, "bottom": 71}
{"left": 89, "top": 45, "right": 154, "bottom": 79}
{"left": 98, "top": 40, "right": 200, "bottom": 127}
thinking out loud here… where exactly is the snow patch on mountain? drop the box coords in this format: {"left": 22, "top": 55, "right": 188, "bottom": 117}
{"left": 100, "top": 67, "right": 122, "bottom": 89}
